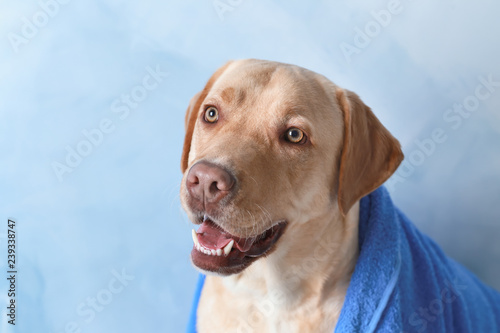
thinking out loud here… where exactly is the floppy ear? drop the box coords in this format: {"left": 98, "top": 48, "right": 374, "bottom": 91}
{"left": 180, "top": 91, "right": 203, "bottom": 173}
{"left": 335, "top": 88, "right": 404, "bottom": 216}
{"left": 180, "top": 61, "right": 233, "bottom": 173}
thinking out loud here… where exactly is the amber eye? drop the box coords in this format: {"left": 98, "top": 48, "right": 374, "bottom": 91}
{"left": 285, "top": 127, "right": 305, "bottom": 144}
{"left": 204, "top": 106, "right": 219, "bottom": 123}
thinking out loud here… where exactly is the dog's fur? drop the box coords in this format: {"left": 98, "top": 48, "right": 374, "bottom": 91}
{"left": 180, "top": 59, "right": 403, "bottom": 332}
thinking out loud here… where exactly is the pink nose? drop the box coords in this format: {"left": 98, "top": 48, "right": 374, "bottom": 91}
{"left": 186, "top": 161, "right": 235, "bottom": 205}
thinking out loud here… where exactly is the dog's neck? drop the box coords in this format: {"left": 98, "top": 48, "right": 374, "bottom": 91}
{"left": 221, "top": 202, "right": 360, "bottom": 316}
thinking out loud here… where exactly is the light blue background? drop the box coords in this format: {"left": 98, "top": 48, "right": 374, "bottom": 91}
{"left": 1, "top": 0, "right": 499, "bottom": 332}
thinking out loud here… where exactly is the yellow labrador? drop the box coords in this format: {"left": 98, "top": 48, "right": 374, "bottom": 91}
{"left": 180, "top": 59, "right": 403, "bottom": 332}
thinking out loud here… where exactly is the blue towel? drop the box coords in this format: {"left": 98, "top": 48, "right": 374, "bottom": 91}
{"left": 187, "top": 186, "right": 500, "bottom": 332}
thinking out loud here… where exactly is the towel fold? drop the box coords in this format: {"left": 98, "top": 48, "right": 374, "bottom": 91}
{"left": 187, "top": 186, "right": 500, "bottom": 332}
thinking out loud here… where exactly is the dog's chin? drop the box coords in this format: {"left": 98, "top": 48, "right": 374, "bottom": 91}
{"left": 191, "top": 253, "right": 257, "bottom": 276}
{"left": 190, "top": 219, "right": 287, "bottom": 276}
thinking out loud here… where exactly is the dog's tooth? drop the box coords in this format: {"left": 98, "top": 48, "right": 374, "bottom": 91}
{"left": 191, "top": 229, "right": 199, "bottom": 246}
{"left": 211, "top": 249, "right": 216, "bottom": 255}
{"left": 224, "top": 240, "right": 234, "bottom": 256}
{"left": 203, "top": 214, "right": 208, "bottom": 222}
{"left": 216, "top": 249, "right": 222, "bottom": 256}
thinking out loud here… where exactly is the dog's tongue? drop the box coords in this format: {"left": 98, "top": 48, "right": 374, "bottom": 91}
{"left": 197, "top": 220, "right": 253, "bottom": 252}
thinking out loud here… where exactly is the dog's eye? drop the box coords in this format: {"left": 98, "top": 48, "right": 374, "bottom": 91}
{"left": 204, "top": 106, "right": 219, "bottom": 123}
{"left": 285, "top": 127, "right": 305, "bottom": 144}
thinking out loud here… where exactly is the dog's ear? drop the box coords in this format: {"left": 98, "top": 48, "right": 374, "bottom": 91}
{"left": 335, "top": 88, "right": 404, "bottom": 216}
{"left": 180, "top": 91, "right": 202, "bottom": 173}
{"left": 181, "top": 61, "right": 233, "bottom": 173}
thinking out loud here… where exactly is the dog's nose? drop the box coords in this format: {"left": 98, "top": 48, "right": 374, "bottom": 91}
{"left": 186, "top": 161, "right": 235, "bottom": 204}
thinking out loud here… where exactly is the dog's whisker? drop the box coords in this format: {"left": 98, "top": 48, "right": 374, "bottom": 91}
{"left": 255, "top": 203, "right": 273, "bottom": 233}
{"left": 244, "top": 209, "right": 251, "bottom": 239}
{"left": 248, "top": 175, "right": 259, "bottom": 187}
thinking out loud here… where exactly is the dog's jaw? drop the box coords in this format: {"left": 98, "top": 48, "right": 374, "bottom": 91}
{"left": 189, "top": 217, "right": 288, "bottom": 276}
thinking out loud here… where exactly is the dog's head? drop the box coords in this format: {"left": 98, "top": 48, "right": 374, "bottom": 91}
{"left": 180, "top": 59, "right": 403, "bottom": 275}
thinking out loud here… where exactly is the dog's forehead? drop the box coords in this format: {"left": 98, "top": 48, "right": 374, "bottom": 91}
{"left": 211, "top": 62, "right": 295, "bottom": 102}
{"left": 206, "top": 60, "right": 333, "bottom": 122}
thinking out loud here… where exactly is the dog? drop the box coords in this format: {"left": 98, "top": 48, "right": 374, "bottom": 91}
{"left": 180, "top": 59, "right": 500, "bottom": 333}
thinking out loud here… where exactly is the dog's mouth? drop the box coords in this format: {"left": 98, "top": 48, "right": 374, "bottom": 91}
{"left": 190, "top": 216, "right": 287, "bottom": 275}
